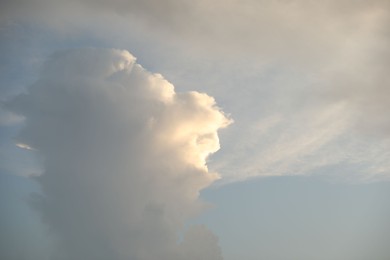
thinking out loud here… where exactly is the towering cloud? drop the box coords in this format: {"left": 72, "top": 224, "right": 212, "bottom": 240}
{"left": 9, "top": 48, "right": 230, "bottom": 260}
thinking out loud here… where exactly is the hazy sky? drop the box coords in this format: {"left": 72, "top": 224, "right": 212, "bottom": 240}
{"left": 1, "top": 1, "right": 390, "bottom": 260}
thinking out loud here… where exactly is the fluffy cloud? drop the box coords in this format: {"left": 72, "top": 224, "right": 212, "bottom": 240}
{"left": 8, "top": 48, "right": 230, "bottom": 260}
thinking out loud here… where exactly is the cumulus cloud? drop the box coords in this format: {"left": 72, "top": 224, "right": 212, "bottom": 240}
{"left": 8, "top": 48, "right": 230, "bottom": 260}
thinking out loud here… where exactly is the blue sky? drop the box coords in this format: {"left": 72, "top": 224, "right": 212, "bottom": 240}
{"left": 197, "top": 176, "right": 390, "bottom": 260}
{"left": 1, "top": 1, "right": 390, "bottom": 260}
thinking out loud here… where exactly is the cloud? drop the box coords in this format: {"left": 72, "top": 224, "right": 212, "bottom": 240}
{"left": 2, "top": 0, "right": 390, "bottom": 184}
{"left": 213, "top": 102, "right": 390, "bottom": 184}
{"left": 7, "top": 48, "right": 230, "bottom": 260}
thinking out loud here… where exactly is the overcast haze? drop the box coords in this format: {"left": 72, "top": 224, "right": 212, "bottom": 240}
{"left": 1, "top": 1, "right": 390, "bottom": 260}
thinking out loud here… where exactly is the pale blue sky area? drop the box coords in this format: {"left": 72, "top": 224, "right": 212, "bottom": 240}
{"left": 0, "top": 172, "right": 49, "bottom": 260}
{"left": 196, "top": 176, "right": 390, "bottom": 260}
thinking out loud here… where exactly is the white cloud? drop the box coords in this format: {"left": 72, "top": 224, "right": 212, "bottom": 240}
{"left": 8, "top": 48, "right": 230, "bottom": 260}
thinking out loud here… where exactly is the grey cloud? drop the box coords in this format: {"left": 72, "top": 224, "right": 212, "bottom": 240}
{"left": 8, "top": 48, "right": 230, "bottom": 260}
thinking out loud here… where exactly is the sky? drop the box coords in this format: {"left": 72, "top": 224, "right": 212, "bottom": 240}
{"left": 1, "top": 1, "right": 390, "bottom": 260}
